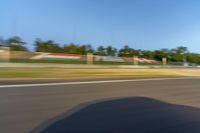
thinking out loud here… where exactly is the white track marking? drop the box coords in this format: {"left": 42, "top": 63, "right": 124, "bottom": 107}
{"left": 0, "top": 77, "right": 199, "bottom": 88}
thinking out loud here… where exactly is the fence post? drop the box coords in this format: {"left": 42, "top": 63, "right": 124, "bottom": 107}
{"left": 162, "top": 57, "right": 167, "bottom": 65}
{"left": 133, "top": 56, "right": 138, "bottom": 65}
{"left": 87, "top": 53, "right": 93, "bottom": 65}
{"left": 0, "top": 46, "right": 10, "bottom": 62}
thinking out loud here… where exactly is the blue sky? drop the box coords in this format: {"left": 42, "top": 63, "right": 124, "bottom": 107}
{"left": 1, "top": 0, "right": 200, "bottom": 52}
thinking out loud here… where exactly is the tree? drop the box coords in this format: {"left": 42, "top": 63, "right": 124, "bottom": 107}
{"left": 6, "top": 36, "right": 28, "bottom": 51}
{"left": 63, "top": 43, "right": 80, "bottom": 54}
{"left": 141, "top": 50, "right": 155, "bottom": 59}
{"left": 95, "top": 46, "right": 106, "bottom": 56}
{"left": 186, "top": 53, "right": 200, "bottom": 64}
{"left": 175, "top": 46, "right": 188, "bottom": 54}
{"left": 79, "top": 44, "right": 94, "bottom": 54}
{"left": 118, "top": 45, "right": 139, "bottom": 57}
{"left": 169, "top": 46, "right": 188, "bottom": 62}
{"left": 105, "top": 46, "right": 117, "bottom": 56}
{"left": 0, "top": 37, "right": 6, "bottom": 46}
{"left": 34, "top": 39, "right": 62, "bottom": 53}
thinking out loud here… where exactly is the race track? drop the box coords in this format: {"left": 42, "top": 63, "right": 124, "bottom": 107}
{"left": 0, "top": 78, "right": 200, "bottom": 133}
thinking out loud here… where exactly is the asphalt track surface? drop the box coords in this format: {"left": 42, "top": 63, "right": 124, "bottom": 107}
{"left": 0, "top": 78, "right": 200, "bottom": 133}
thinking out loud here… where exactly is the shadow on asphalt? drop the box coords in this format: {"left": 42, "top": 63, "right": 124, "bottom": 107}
{"left": 36, "top": 97, "right": 200, "bottom": 133}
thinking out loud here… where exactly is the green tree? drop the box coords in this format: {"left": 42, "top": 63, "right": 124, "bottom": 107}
{"left": 118, "top": 45, "right": 139, "bottom": 57}
{"left": 34, "top": 39, "right": 62, "bottom": 53}
{"left": 175, "top": 46, "right": 188, "bottom": 54}
{"left": 106, "top": 46, "right": 117, "bottom": 56}
{"left": 152, "top": 48, "right": 170, "bottom": 61}
{"left": 6, "top": 36, "right": 28, "bottom": 51}
{"left": 141, "top": 50, "right": 155, "bottom": 59}
{"left": 63, "top": 43, "right": 80, "bottom": 54}
{"left": 0, "top": 37, "right": 6, "bottom": 46}
{"left": 96, "top": 46, "right": 106, "bottom": 56}
{"left": 169, "top": 46, "right": 188, "bottom": 62}
{"left": 79, "top": 44, "right": 94, "bottom": 54}
{"left": 187, "top": 53, "right": 200, "bottom": 64}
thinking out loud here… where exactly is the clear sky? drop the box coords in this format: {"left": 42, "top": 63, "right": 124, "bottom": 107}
{"left": 1, "top": 0, "right": 200, "bottom": 52}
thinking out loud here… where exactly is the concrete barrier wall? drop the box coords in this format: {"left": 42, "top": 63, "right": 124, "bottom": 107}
{"left": 0, "top": 47, "right": 10, "bottom": 62}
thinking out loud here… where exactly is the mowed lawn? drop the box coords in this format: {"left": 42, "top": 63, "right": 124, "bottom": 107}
{"left": 0, "top": 68, "right": 200, "bottom": 79}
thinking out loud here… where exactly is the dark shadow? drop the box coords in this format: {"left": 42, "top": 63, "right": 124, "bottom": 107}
{"left": 36, "top": 97, "right": 200, "bottom": 133}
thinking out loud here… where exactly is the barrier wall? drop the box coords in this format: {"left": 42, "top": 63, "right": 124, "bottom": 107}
{"left": 8, "top": 51, "right": 164, "bottom": 65}
{"left": 0, "top": 47, "right": 10, "bottom": 62}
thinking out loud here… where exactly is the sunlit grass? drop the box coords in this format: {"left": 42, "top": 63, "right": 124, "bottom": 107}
{"left": 0, "top": 68, "right": 199, "bottom": 79}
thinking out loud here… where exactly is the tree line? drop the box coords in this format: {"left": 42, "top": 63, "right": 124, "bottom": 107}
{"left": 1, "top": 36, "right": 200, "bottom": 64}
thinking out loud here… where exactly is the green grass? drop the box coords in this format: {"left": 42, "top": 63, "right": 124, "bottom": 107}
{"left": 94, "top": 61, "right": 162, "bottom": 65}
{"left": 10, "top": 58, "right": 163, "bottom": 66}
{"left": 94, "top": 61, "right": 133, "bottom": 65}
{"left": 10, "top": 58, "right": 86, "bottom": 64}
{"left": 0, "top": 67, "right": 198, "bottom": 79}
